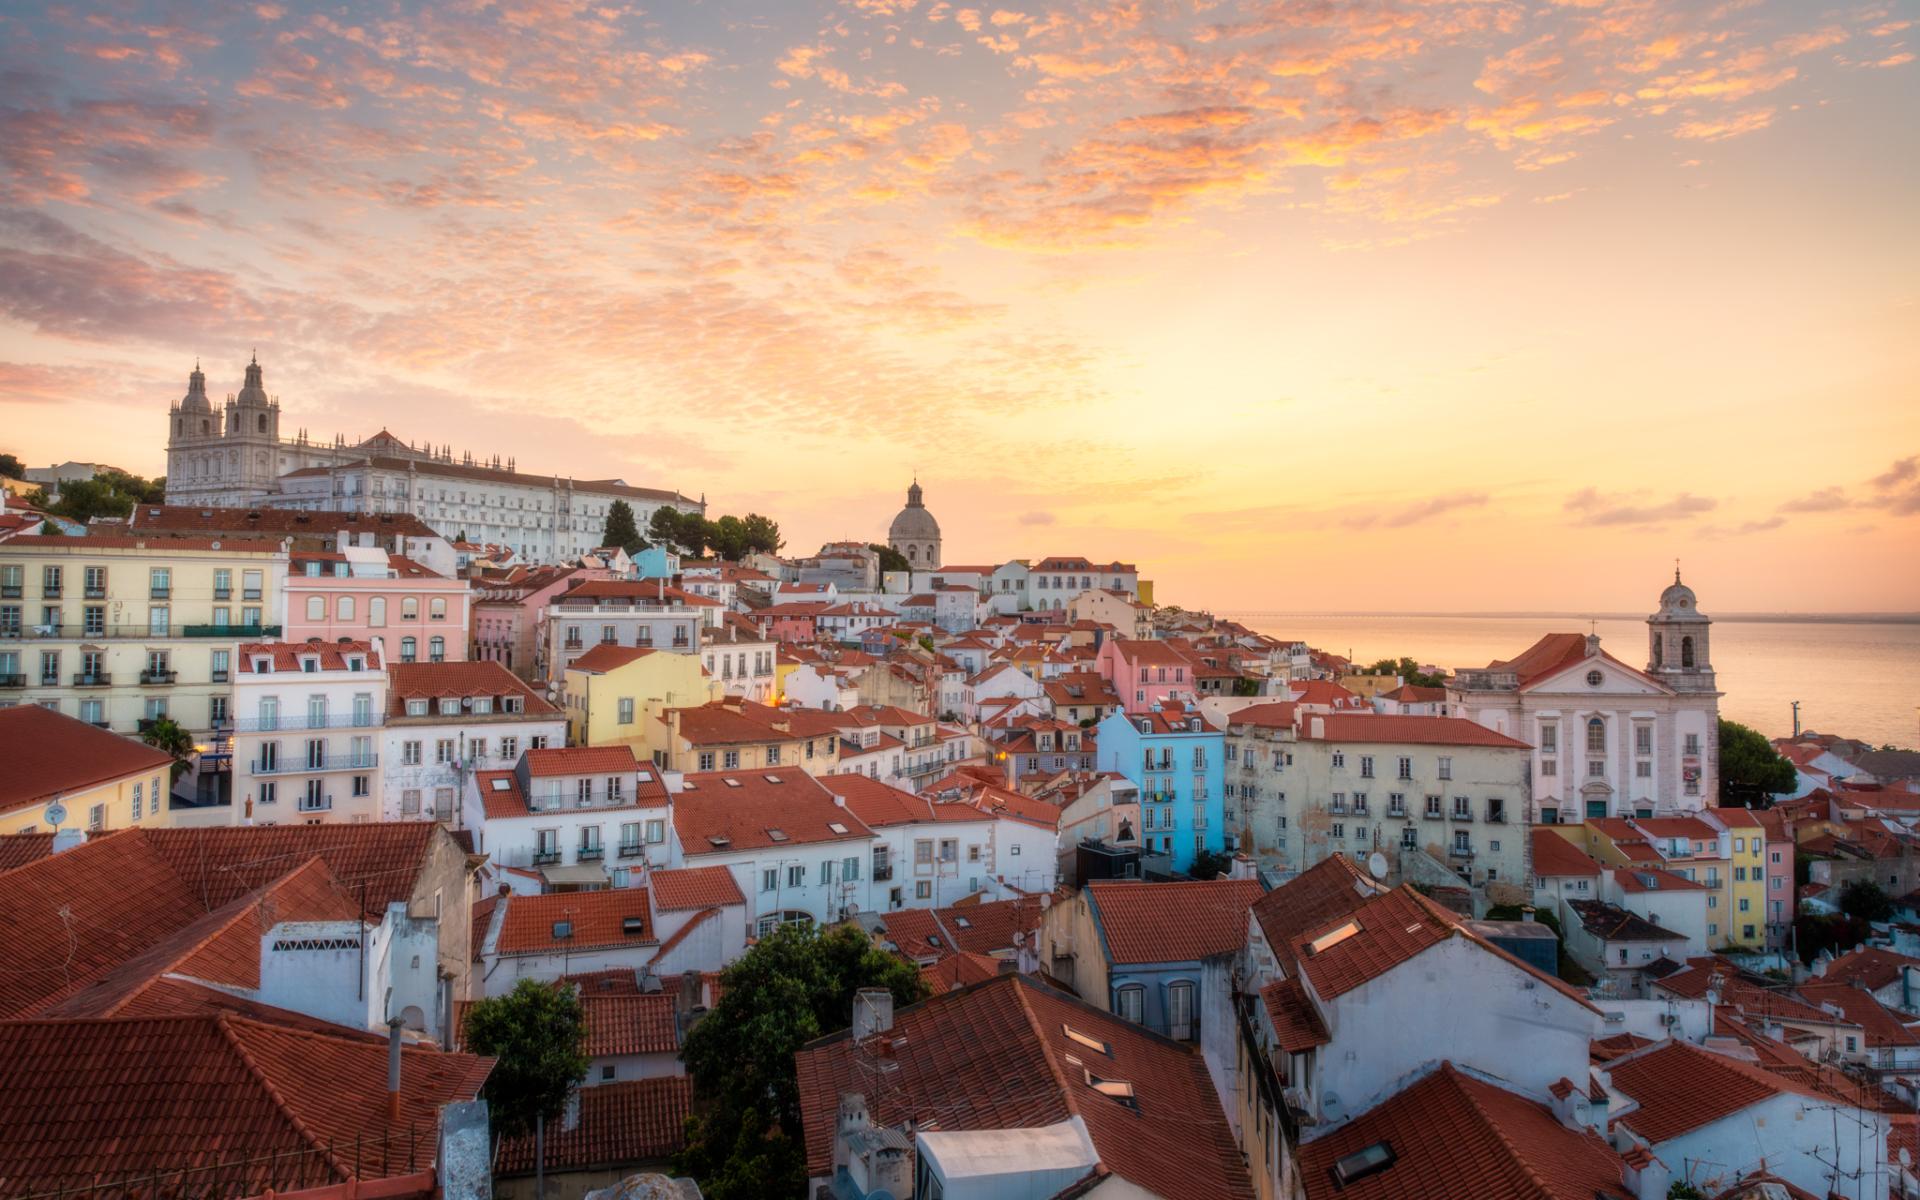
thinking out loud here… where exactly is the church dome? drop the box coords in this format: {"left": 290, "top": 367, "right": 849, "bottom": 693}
{"left": 234, "top": 354, "right": 271, "bottom": 407}
{"left": 179, "top": 363, "right": 212, "bottom": 413}
{"left": 888, "top": 480, "right": 941, "bottom": 543}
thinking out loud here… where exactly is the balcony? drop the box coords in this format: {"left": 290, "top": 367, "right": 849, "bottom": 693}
{"left": 232, "top": 713, "right": 382, "bottom": 732}
{"left": 563, "top": 639, "right": 585, "bottom": 651}
{"left": 532, "top": 850, "right": 562, "bottom": 866}
{"left": 242, "top": 589, "right": 262, "bottom": 601}
{"left": 1387, "top": 805, "right": 1407, "bottom": 819}
{"left": 526, "top": 789, "right": 634, "bottom": 812}
{"left": 213, "top": 589, "right": 231, "bottom": 601}
{"left": 576, "top": 846, "right": 605, "bottom": 862}
{"left": 297, "top": 798, "right": 334, "bottom": 814}
{"left": 140, "top": 669, "right": 178, "bottom": 685}
{"left": 150, "top": 588, "right": 171, "bottom": 601}
{"left": 872, "top": 865, "right": 894, "bottom": 881}
{"left": 617, "top": 844, "right": 648, "bottom": 859}
{"left": 0, "top": 585, "right": 19, "bottom": 599}
{"left": 73, "top": 672, "right": 112, "bottom": 687}
{"left": 251, "top": 755, "right": 379, "bottom": 776}
{"left": 183, "top": 624, "right": 281, "bottom": 639}
{"left": 42, "top": 586, "right": 60, "bottom": 600}
{"left": 1448, "top": 845, "right": 1475, "bottom": 860}
{"left": 1450, "top": 810, "right": 1473, "bottom": 822}
{"left": 211, "top": 670, "right": 230, "bottom": 683}
{"left": 84, "top": 586, "right": 107, "bottom": 600}
{"left": 0, "top": 672, "right": 22, "bottom": 688}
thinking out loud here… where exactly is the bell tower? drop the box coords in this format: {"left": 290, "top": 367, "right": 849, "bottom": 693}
{"left": 1647, "top": 567, "right": 1714, "bottom": 693}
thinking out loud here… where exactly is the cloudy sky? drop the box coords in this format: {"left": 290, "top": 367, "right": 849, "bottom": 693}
{"left": 2, "top": 0, "right": 1915, "bottom": 611}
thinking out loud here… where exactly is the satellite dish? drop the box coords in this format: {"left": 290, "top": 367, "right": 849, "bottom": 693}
{"left": 1367, "top": 852, "right": 1389, "bottom": 881}
{"left": 42, "top": 800, "right": 67, "bottom": 829}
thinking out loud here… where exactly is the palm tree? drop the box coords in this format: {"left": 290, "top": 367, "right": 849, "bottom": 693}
{"left": 140, "top": 717, "right": 195, "bottom": 782}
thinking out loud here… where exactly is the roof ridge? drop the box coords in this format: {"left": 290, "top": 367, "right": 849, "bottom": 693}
{"left": 1435, "top": 1065, "right": 1568, "bottom": 1200}
{"left": 214, "top": 1013, "right": 354, "bottom": 1181}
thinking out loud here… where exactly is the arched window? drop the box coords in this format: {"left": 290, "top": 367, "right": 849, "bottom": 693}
{"left": 201, "top": 419, "right": 209, "bottom": 435}
{"left": 430, "top": 597, "right": 446, "bottom": 620}
{"left": 429, "top": 636, "right": 445, "bottom": 662}
{"left": 907, "top": 545, "right": 917, "bottom": 562}
{"left": 1651, "top": 637, "right": 1663, "bottom": 669}
{"left": 400, "top": 636, "right": 417, "bottom": 663}
{"left": 1680, "top": 636, "right": 1695, "bottom": 669}
{"left": 402, "top": 597, "right": 419, "bottom": 620}
{"left": 337, "top": 596, "right": 355, "bottom": 621}
{"left": 305, "top": 596, "right": 325, "bottom": 620}
{"left": 175, "top": 418, "right": 183, "bottom": 436}
{"left": 1586, "top": 717, "right": 1606, "bottom": 754}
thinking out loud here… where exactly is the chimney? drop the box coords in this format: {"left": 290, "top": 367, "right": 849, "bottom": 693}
{"left": 853, "top": 988, "right": 894, "bottom": 1040}
{"left": 1310, "top": 716, "right": 1325, "bottom": 739}
{"left": 1521, "top": 905, "right": 1536, "bottom": 923}
{"left": 50, "top": 828, "right": 88, "bottom": 855}
{"left": 386, "top": 1017, "right": 405, "bottom": 1125}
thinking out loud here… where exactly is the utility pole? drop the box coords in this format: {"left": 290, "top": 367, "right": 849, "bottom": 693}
{"left": 1791, "top": 700, "right": 1801, "bottom": 738}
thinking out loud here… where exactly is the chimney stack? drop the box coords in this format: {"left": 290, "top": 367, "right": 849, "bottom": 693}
{"left": 387, "top": 1017, "right": 405, "bottom": 1125}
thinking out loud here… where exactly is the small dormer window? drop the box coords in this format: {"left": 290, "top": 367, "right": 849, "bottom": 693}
{"left": 406, "top": 699, "right": 429, "bottom": 716}
{"left": 439, "top": 698, "right": 460, "bottom": 715}
{"left": 301, "top": 658, "right": 318, "bottom": 673}
{"left": 472, "top": 697, "right": 493, "bottom": 715}
{"left": 503, "top": 697, "right": 522, "bottom": 713}
{"left": 347, "top": 657, "right": 364, "bottom": 671}
{"left": 253, "top": 657, "right": 273, "bottom": 673}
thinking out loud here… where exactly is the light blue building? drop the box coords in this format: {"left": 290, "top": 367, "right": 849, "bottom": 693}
{"left": 1095, "top": 701, "right": 1225, "bottom": 872}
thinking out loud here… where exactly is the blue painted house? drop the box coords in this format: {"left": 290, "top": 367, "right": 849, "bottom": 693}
{"left": 1095, "top": 700, "right": 1225, "bottom": 872}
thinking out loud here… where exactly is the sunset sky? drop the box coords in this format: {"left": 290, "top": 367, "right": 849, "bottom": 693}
{"left": 2, "top": 0, "right": 1915, "bottom": 613}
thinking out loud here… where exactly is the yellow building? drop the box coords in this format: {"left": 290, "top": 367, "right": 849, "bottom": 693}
{"left": 562, "top": 642, "right": 718, "bottom": 754}
{"left": 0, "top": 535, "right": 288, "bottom": 737}
{"left": 0, "top": 704, "right": 176, "bottom": 834}
{"left": 656, "top": 698, "right": 844, "bottom": 775}
{"left": 1706, "top": 806, "right": 1771, "bottom": 949}
{"left": 1556, "top": 815, "right": 1743, "bottom": 949}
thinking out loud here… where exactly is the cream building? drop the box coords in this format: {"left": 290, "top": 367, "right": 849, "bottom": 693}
{"left": 1449, "top": 573, "right": 1721, "bottom": 822}
{"left": 229, "top": 640, "right": 387, "bottom": 825}
{"left": 1226, "top": 706, "right": 1534, "bottom": 890}
{"left": 165, "top": 356, "right": 704, "bottom": 561}
{"left": 0, "top": 535, "right": 288, "bottom": 738}
{"left": 0, "top": 705, "right": 175, "bottom": 834}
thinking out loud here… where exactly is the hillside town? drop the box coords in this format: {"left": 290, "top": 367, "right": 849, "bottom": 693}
{"left": 1, "top": 379, "right": 1918, "bottom": 1200}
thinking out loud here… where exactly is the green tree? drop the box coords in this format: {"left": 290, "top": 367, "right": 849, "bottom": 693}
{"left": 677, "top": 921, "right": 925, "bottom": 1199}
{"left": 1364, "top": 656, "right": 1448, "bottom": 689}
{"left": 1188, "top": 849, "right": 1234, "bottom": 879}
{"left": 647, "top": 505, "right": 685, "bottom": 548}
{"left": 709, "top": 514, "right": 751, "bottom": 562}
{"left": 868, "top": 543, "right": 910, "bottom": 574}
{"left": 1839, "top": 879, "right": 1894, "bottom": 924}
{"left": 140, "top": 717, "right": 195, "bottom": 784}
{"left": 678, "top": 516, "right": 712, "bottom": 558}
{"left": 463, "top": 978, "right": 590, "bottom": 1139}
{"left": 602, "top": 499, "right": 646, "bottom": 555}
{"left": 1718, "top": 718, "right": 1796, "bottom": 805}
{"left": 30, "top": 470, "right": 165, "bottom": 523}
{"left": 741, "top": 513, "right": 784, "bottom": 555}
{"left": 0, "top": 452, "right": 23, "bottom": 479}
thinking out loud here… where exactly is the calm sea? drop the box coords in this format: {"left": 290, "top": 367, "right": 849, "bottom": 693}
{"left": 1218, "top": 612, "right": 1920, "bottom": 748}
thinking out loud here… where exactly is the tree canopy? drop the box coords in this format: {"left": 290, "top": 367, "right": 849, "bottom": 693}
{"left": 1718, "top": 718, "right": 1796, "bottom": 805}
{"left": 645, "top": 507, "right": 782, "bottom": 562}
{"left": 139, "top": 718, "right": 195, "bottom": 783}
{"left": 1364, "top": 656, "right": 1448, "bottom": 689}
{"left": 868, "top": 543, "right": 910, "bottom": 574}
{"left": 28, "top": 470, "right": 166, "bottom": 523}
{"left": 1839, "top": 879, "right": 1894, "bottom": 924}
{"left": 0, "top": 452, "right": 23, "bottom": 479}
{"left": 601, "top": 499, "right": 646, "bottom": 555}
{"left": 462, "top": 978, "right": 590, "bottom": 1139}
{"left": 676, "top": 921, "right": 925, "bottom": 1199}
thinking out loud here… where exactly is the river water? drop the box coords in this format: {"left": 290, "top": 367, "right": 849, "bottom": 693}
{"left": 1218, "top": 612, "right": 1920, "bottom": 748}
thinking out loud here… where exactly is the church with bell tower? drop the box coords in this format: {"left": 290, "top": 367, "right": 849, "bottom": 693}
{"left": 165, "top": 355, "right": 450, "bottom": 509}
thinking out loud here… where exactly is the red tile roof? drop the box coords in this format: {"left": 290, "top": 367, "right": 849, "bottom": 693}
{"left": 1530, "top": 830, "right": 1602, "bottom": 876}
{"left": 1297, "top": 1062, "right": 1631, "bottom": 1200}
{"left": 1615, "top": 866, "right": 1708, "bottom": 893}
{"left": 1260, "top": 977, "right": 1330, "bottom": 1052}
{"left": 1086, "top": 879, "right": 1264, "bottom": 964}
{"left": 525, "top": 745, "right": 641, "bottom": 776}
{"left": 1484, "top": 632, "right": 1665, "bottom": 693}
{"left": 0, "top": 830, "right": 56, "bottom": 871}
{"left": 1607, "top": 1040, "right": 1811, "bottom": 1142}
{"left": 1294, "top": 886, "right": 1453, "bottom": 1001}
{"left": 920, "top": 950, "right": 1005, "bottom": 995}
{"left": 496, "top": 889, "right": 656, "bottom": 955}
{"left": 582, "top": 992, "right": 678, "bottom": 1056}
{"left": 493, "top": 1077, "right": 691, "bottom": 1175}
{"left": 1797, "top": 981, "right": 1920, "bottom": 1046}
{"left": 0, "top": 1014, "right": 492, "bottom": 1195}
{"left": 566, "top": 643, "right": 661, "bottom": 673}
{"left": 387, "top": 660, "right": 556, "bottom": 715}
{"left": 819, "top": 773, "right": 934, "bottom": 826}
{"left": 881, "top": 896, "right": 1051, "bottom": 961}
{"left": 795, "top": 974, "right": 1254, "bottom": 1199}
{"left": 650, "top": 865, "right": 747, "bottom": 911}
{"left": 129, "top": 503, "right": 442, "bottom": 540}
{"left": 1819, "top": 945, "right": 1920, "bottom": 992}
{"left": 0, "top": 824, "right": 448, "bottom": 1019}
{"left": 1227, "top": 701, "right": 1299, "bottom": 729}
{"left": 1567, "top": 899, "right": 1687, "bottom": 944}
{"left": 238, "top": 639, "right": 383, "bottom": 673}
{"left": 1250, "top": 855, "right": 1387, "bottom": 973}
{"left": 0, "top": 706, "right": 174, "bottom": 817}
{"left": 1299, "top": 713, "right": 1531, "bottom": 749}
{"left": 674, "top": 767, "right": 874, "bottom": 853}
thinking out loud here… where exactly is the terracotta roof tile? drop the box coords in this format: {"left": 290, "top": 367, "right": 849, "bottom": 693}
{"left": 525, "top": 745, "right": 641, "bottom": 776}
{"left": 387, "top": 660, "right": 557, "bottom": 716}
{"left": 1821, "top": 946, "right": 1920, "bottom": 991}
{"left": 496, "top": 889, "right": 656, "bottom": 955}
{"left": 648, "top": 866, "right": 745, "bottom": 911}
{"left": 582, "top": 992, "right": 678, "bottom": 1056}
{"left": 1260, "top": 977, "right": 1330, "bottom": 1052}
{"left": 238, "top": 639, "right": 383, "bottom": 673}
{"left": 1300, "top": 713, "right": 1531, "bottom": 749}
{"left": 493, "top": 1077, "right": 691, "bottom": 1175}
{"left": 129, "top": 503, "right": 442, "bottom": 540}
{"left": 1530, "top": 830, "right": 1602, "bottom": 877}
{"left": 674, "top": 767, "right": 873, "bottom": 853}
{"left": 0, "top": 831, "right": 56, "bottom": 871}
{"left": 1297, "top": 1062, "right": 1631, "bottom": 1200}
{"left": 1086, "top": 879, "right": 1264, "bottom": 965}
{"left": 0, "top": 706, "right": 174, "bottom": 817}
{"left": 0, "top": 1014, "right": 490, "bottom": 1195}
{"left": 796, "top": 974, "right": 1253, "bottom": 1199}
{"left": 1294, "top": 887, "right": 1453, "bottom": 1001}
{"left": 1607, "top": 1040, "right": 1809, "bottom": 1142}
{"left": 1250, "top": 855, "right": 1388, "bottom": 973}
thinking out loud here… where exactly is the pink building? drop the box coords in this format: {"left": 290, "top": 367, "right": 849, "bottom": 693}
{"left": 1752, "top": 806, "right": 1798, "bottom": 949}
{"left": 1094, "top": 637, "right": 1193, "bottom": 714}
{"left": 282, "top": 547, "right": 472, "bottom": 665}
{"left": 469, "top": 564, "right": 608, "bottom": 679}
{"left": 754, "top": 600, "right": 830, "bottom": 643}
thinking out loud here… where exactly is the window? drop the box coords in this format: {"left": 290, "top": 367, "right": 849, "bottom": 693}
{"left": 697, "top": 752, "right": 715, "bottom": 771}
{"left": 1359, "top": 755, "right": 1374, "bottom": 779}
{"left": 1586, "top": 718, "right": 1606, "bottom": 753}
{"left": 1425, "top": 794, "right": 1442, "bottom": 818}
{"left": 1331, "top": 751, "right": 1345, "bottom": 769}
{"left": 429, "top": 636, "right": 445, "bottom": 663}
{"left": 1541, "top": 760, "right": 1557, "bottom": 777}
{"left": 787, "top": 864, "right": 805, "bottom": 888}
{"left": 400, "top": 637, "right": 417, "bottom": 663}
{"left": 916, "top": 881, "right": 932, "bottom": 899}
{"left": 1396, "top": 756, "right": 1412, "bottom": 780}
{"left": 402, "top": 789, "right": 422, "bottom": 815}
{"left": 1539, "top": 724, "right": 1557, "bottom": 753}
{"left": 1634, "top": 725, "right": 1652, "bottom": 756}
{"left": 1437, "top": 756, "right": 1452, "bottom": 781}
{"left": 1684, "top": 732, "right": 1701, "bottom": 756}
{"left": 1167, "top": 980, "right": 1195, "bottom": 1039}
{"left": 369, "top": 597, "right": 386, "bottom": 627}
{"left": 242, "top": 570, "right": 263, "bottom": 601}
{"left": 149, "top": 568, "right": 171, "bottom": 599}
{"left": 1115, "top": 985, "right": 1144, "bottom": 1024}
{"left": 306, "top": 596, "right": 326, "bottom": 621}
{"left": 402, "top": 597, "right": 419, "bottom": 621}
{"left": 762, "top": 868, "right": 777, "bottom": 892}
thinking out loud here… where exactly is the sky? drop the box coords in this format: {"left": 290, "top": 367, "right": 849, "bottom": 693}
{"left": 1, "top": 0, "right": 1916, "bottom": 614}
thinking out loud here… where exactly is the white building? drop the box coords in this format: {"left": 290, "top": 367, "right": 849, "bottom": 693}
{"left": 465, "top": 746, "right": 676, "bottom": 891}
{"left": 381, "top": 661, "right": 565, "bottom": 822}
{"left": 1449, "top": 573, "right": 1721, "bottom": 821}
{"left": 540, "top": 580, "right": 711, "bottom": 682}
{"left": 230, "top": 640, "right": 386, "bottom": 825}
{"left": 698, "top": 615, "right": 777, "bottom": 702}
{"left": 819, "top": 773, "right": 1059, "bottom": 909}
